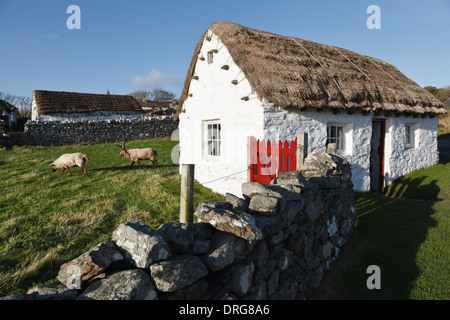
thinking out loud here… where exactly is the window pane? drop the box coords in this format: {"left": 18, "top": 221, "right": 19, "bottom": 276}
{"left": 337, "top": 127, "right": 343, "bottom": 139}
{"left": 327, "top": 125, "right": 345, "bottom": 151}
{"left": 405, "top": 126, "right": 411, "bottom": 145}
{"left": 208, "top": 141, "right": 213, "bottom": 155}
{"left": 206, "top": 122, "right": 221, "bottom": 156}
{"left": 208, "top": 125, "right": 212, "bottom": 140}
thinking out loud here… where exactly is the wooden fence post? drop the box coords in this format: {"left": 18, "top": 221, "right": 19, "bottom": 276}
{"left": 297, "top": 133, "right": 308, "bottom": 169}
{"left": 180, "top": 164, "right": 195, "bottom": 223}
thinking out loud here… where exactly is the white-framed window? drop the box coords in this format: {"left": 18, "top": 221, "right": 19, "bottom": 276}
{"left": 327, "top": 124, "right": 345, "bottom": 152}
{"left": 204, "top": 120, "right": 221, "bottom": 157}
{"left": 405, "top": 123, "right": 418, "bottom": 149}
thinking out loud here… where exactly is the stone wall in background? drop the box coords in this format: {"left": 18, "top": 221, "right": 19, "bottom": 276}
{"left": 1, "top": 151, "right": 358, "bottom": 300}
{"left": 23, "top": 118, "right": 179, "bottom": 146}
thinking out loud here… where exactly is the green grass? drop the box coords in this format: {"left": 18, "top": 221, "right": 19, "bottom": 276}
{"left": 0, "top": 137, "right": 225, "bottom": 297}
{"left": 315, "top": 153, "right": 450, "bottom": 300}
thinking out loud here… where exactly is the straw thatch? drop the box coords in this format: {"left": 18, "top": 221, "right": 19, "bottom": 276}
{"left": 33, "top": 90, "right": 142, "bottom": 115}
{"left": 178, "top": 21, "right": 445, "bottom": 117}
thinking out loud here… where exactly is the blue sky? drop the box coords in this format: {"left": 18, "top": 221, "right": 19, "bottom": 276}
{"left": 0, "top": 0, "right": 449, "bottom": 99}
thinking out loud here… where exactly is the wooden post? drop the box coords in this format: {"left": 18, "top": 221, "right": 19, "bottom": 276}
{"left": 180, "top": 164, "right": 195, "bottom": 223}
{"left": 297, "top": 133, "right": 308, "bottom": 169}
{"left": 247, "top": 136, "right": 253, "bottom": 182}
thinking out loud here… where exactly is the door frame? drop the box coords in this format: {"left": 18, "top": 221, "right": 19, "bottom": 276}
{"left": 371, "top": 118, "right": 386, "bottom": 191}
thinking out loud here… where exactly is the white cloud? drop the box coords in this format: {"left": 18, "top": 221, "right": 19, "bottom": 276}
{"left": 129, "top": 69, "right": 182, "bottom": 91}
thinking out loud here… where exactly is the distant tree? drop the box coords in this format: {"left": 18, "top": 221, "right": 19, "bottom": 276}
{"left": 107, "top": 89, "right": 110, "bottom": 95}
{"left": 148, "top": 89, "right": 176, "bottom": 102}
{"left": 129, "top": 90, "right": 151, "bottom": 104}
{"left": 129, "top": 89, "right": 177, "bottom": 104}
{"left": 425, "top": 86, "right": 438, "bottom": 96}
{"left": 425, "top": 86, "right": 450, "bottom": 102}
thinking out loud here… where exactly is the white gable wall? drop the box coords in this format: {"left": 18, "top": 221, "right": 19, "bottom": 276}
{"left": 179, "top": 29, "right": 265, "bottom": 197}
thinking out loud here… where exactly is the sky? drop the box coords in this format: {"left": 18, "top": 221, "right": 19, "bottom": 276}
{"left": 0, "top": 0, "right": 449, "bottom": 99}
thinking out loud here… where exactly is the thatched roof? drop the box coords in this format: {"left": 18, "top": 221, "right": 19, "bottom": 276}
{"left": 33, "top": 90, "right": 142, "bottom": 115}
{"left": 178, "top": 21, "right": 445, "bottom": 117}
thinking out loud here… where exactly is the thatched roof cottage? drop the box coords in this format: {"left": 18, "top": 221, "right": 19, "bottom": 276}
{"left": 177, "top": 21, "right": 446, "bottom": 196}
{"left": 31, "top": 90, "right": 143, "bottom": 122}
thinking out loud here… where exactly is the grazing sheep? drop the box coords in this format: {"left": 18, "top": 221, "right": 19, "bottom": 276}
{"left": 50, "top": 153, "right": 89, "bottom": 176}
{"left": 116, "top": 141, "right": 158, "bottom": 169}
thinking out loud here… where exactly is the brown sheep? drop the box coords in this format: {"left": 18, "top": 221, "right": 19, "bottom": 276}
{"left": 116, "top": 141, "right": 158, "bottom": 169}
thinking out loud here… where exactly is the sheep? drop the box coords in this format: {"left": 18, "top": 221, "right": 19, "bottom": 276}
{"left": 50, "top": 153, "right": 89, "bottom": 176}
{"left": 116, "top": 141, "right": 158, "bottom": 169}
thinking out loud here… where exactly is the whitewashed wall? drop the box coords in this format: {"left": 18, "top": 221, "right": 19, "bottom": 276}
{"left": 262, "top": 104, "right": 373, "bottom": 191}
{"left": 384, "top": 115, "right": 438, "bottom": 186}
{"left": 179, "top": 29, "right": 265, "bottom": 197}
{"left": 31, "top": 111, "right": 142, "bottom": 122}
{"left": 262, "top": 104, "right": 439, "bottom": 190}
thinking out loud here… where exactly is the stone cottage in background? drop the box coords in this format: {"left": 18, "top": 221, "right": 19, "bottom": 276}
{"left": 31, "top": 90, "right": 143, "bottom": 122}
{"left": 177, "top": 21, "right": 446, "bottom": 198}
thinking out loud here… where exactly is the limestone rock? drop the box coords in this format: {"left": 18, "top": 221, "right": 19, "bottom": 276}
{"left": 226, "top": 193, "right": 249, "bottom": 212}
{"left": 195, "top": 201, "right": 263, "bottom": 241}
{"left": 57, "top": 240, "right": 124, "bottom": 289}
{"left": 27, "top": 285, "right": 78, "bottom": 300}
{"left": 202, "top": 231, "right": 247, "bottom": 271}
{"left": 157, "top": 222, "right": 194, "bottom": 254}
{"left": 242, "top": 281, "right": 267, "bottom": 300}
{"left": 248, "top": 194, "right": 280, "bottom": 216}
{"left": 77, "top": 269, "right": 158, "bottom": 300}
{"left": 149, "top": 255, "right": 208, "bottom": 292}
{"left": 231, "top": 262, "right": 254, "bottom": 296}
{"left": 112, "top": 219, "right": 171, "bottom": 268}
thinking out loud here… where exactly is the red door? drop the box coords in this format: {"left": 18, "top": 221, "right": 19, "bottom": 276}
{"left": 249, "top": 137, "right": 297, "bottom": 184}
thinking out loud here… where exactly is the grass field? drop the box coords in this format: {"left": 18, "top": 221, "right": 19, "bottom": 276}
{"left": 0, "top": 137, "right": 225, "bottom": 297}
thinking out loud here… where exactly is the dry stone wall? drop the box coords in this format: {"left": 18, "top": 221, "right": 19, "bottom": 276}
{"left": 23, "top": 118, "right": 178, "bottom": 146}
{"left": 1, "top": 151, "right": 357, "bottom": 300}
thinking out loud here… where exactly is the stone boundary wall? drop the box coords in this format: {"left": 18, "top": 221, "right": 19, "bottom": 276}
{"left": 1, "top": 151, "right": 358, "bottom": 300}
{"left": 23, "top": 118, "right": 179, "bottom": 146}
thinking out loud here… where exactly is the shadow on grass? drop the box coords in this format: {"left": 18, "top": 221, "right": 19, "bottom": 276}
{"left": 384, "top": 177, "right": 441, "bottom": 201}
{"left": 383, "top": 153, "right": 448, "bottom": 202}
{"left": 315, "top": 190, "right": 438, "bottom": 300}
